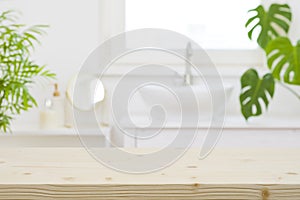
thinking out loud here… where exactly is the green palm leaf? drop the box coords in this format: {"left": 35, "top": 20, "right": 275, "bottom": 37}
{"left": 0, "top": 11, "right": 55, "bottom": 132}
{"left": 266, "top": 37, "right": 300, "bottom": 85}
{"left": 246, "top": 4, "right": 292, "bottom": 49}
{"left": 240, "top": 69, "right": 275, "bottom": 120}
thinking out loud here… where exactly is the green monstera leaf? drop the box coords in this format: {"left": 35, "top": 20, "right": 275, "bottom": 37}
{"left": 266, "top": 37, "right": 300, "bottom": 85}
{"left": 246, "top": 4, "right": 292, "bottom": 49}
{"left": 240, "top": 69, "right": 275, "bottom": 120}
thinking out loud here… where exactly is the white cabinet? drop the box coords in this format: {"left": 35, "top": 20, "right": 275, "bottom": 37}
{"left": 0, "top": 127, "right": 111, "bottom": 148}
{"left": 121, "top": 127, "right": 300, "bottom": 148}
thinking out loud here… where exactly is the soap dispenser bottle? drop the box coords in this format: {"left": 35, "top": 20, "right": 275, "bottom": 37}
{"left": 52, "top": 83, "right": 65, "bottom": 127}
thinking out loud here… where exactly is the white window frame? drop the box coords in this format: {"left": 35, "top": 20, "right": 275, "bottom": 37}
{"left": 98, "top": 0, "right": 264, "bottom": 69}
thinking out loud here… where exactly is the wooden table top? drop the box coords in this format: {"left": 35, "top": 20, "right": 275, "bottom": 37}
{"left": 0, "top": 147, "right": 299, "bottom": 199}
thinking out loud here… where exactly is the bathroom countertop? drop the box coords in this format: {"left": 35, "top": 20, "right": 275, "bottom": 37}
{"left": 7, "top": 116, "right": 300, "bottom": 135}
{"left": 120, "top": 115, "right": 300, "bottom": 130}
{"left": 223, "top": 116, "right": 300, "bottom": 129}
{"left": 6, "top": 125, "right": 112, "bottom": 136}
{"left": 0, "top": 147, "right": 299, "bottom": 199}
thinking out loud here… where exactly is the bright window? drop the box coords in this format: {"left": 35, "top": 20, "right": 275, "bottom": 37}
{"left": 126, "top": 0, "right": 260, "bottom": 50}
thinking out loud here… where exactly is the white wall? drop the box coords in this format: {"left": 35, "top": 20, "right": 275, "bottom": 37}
{"left": 0, "top": 0, "right": 101, "bottom": 125}
{"left": 0, "top": 0, "right": 100, "bottom": 86}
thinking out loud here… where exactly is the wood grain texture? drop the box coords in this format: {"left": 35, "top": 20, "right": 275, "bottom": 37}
{"left": 0, "top": 148, "right": 300, "bottom": 199}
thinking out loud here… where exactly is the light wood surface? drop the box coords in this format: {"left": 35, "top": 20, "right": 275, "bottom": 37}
{"left": 0, "top": 147, "right": 300, "bottom": 199}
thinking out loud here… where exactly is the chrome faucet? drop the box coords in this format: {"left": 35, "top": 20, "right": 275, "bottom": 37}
{"left": 184, "top": 42, "right": 193, "bottom": 85}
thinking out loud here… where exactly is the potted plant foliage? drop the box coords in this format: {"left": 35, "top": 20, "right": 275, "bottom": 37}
{"left": 239, "top": 3, "right": 300, "bottom": 120}
{"left": 0, "top": 11, "right": 55, "bottom": 132}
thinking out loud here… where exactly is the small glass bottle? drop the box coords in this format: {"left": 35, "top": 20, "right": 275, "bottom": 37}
{"left": 39, "top": 99, "right": 57, "bottom": 129}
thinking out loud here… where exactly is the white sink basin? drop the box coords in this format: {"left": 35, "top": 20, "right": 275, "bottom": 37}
{"left": 139, "top": 83, "right": 233, "bottom": 124}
